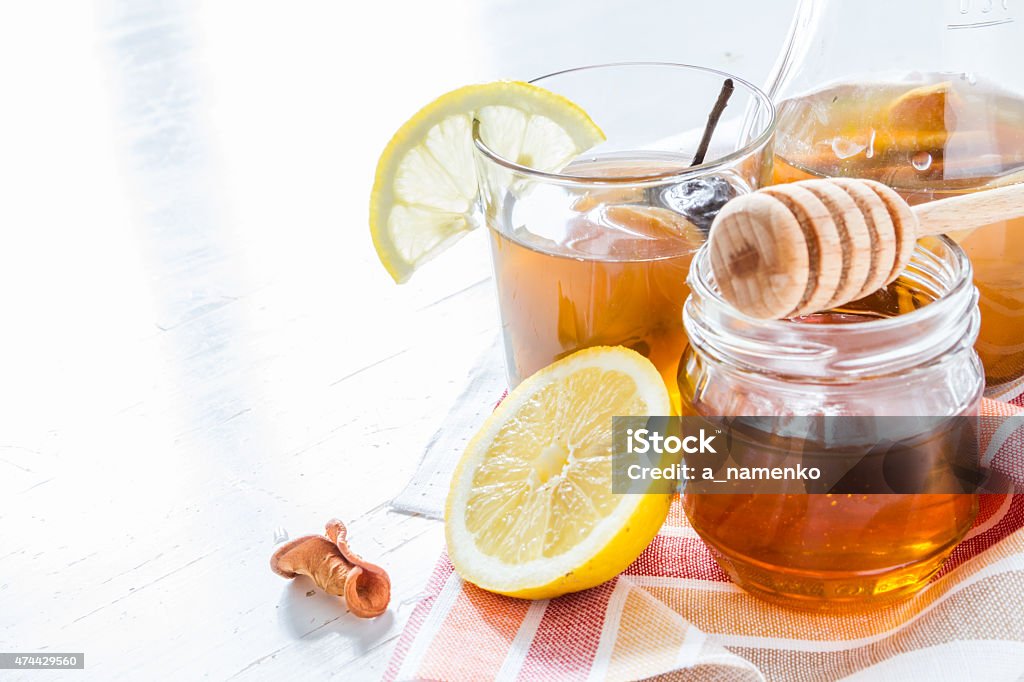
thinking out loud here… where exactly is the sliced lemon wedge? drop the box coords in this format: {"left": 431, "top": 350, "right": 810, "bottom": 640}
{"left": 369, "top": 81, "right": 605, "bottom": 283}
{"left": 445, "top": 346, "right": 672, "bottom": 599}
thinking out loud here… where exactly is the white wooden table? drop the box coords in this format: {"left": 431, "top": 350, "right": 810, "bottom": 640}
{"left": 0, "top": 1, "right": 794, "bottom": 678}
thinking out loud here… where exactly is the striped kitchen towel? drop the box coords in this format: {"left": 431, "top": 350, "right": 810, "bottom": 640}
{"left": 385, "top": 399, "right": 1024, "bottom": 681}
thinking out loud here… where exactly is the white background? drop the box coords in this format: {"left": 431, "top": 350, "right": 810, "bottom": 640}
{"left": 0, "top": 1, "right": 796, "bottom": 679}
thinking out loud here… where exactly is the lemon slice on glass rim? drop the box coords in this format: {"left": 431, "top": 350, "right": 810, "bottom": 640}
{"left": 445, "top": 346, "right": 673, "bottom": 599}
{"left": 369, "top": 81, "right": 605, "bottom": 283}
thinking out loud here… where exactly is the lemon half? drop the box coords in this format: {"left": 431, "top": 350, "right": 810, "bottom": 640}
{"left": 369, "top": 81, "right": 605, "bottom": 283}
{"left": 445, "top": 346, "right": 672, "bottom": 599}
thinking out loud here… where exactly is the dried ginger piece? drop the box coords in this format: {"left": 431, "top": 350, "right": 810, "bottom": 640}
{"left": 270, "top": 519, "right": 391, "bottom": 618}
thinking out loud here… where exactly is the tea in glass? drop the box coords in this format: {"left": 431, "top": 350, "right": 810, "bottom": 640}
{"left": 488, "top": 157, "right": 710, "bottom": 397}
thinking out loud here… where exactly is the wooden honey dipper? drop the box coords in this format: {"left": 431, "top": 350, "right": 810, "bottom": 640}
{"left": 708, "top": 178, "right": 1024, "bottom": 319}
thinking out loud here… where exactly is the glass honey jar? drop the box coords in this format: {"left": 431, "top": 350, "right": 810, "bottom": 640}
{"left": 678, "top": 236, "right": 984, "bottom": 610}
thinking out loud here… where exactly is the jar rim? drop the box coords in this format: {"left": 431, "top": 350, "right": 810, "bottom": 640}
{"left": 683, "top": 235, "right": 980, "bottom": 379}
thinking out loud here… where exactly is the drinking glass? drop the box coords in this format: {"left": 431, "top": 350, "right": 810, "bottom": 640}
{"left": 472, "top": 63, "right": 775, "bottom": 407}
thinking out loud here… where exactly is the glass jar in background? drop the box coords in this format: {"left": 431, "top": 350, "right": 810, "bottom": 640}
{"left": 472, "top": 63, "right": 775, "bottom": 409}
{"left": 766, "top": 0, "right": 1024, "bottom": 390}
{"left": 678, "top": 236, "right": 984, "bottom": 610}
